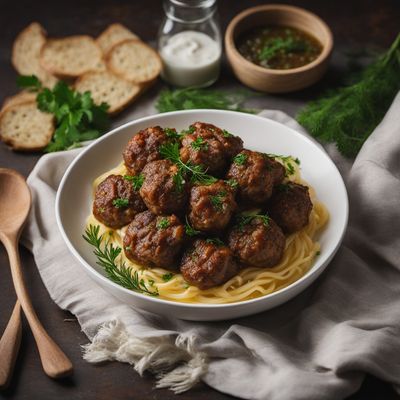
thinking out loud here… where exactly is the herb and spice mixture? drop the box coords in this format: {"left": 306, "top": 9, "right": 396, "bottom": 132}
{"left": 237, "top": 25, "right": 322, "bottom": 70}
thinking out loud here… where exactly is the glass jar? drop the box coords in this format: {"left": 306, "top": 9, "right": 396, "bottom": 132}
{"left": 158, "top": 0, "right": 222, "bottom": 87}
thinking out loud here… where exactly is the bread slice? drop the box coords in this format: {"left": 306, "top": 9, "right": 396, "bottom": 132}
{"left": 106, "top": 39, "right": 162, "bottom": 84}
{"left": 97, "top": 23, "right": 139, "bottom": 56}
{"left": 0, "top": 101, "right": 54, "bottom": 151}
{"left": 12, "top": 22, "right": 58, "bottom": 88}
{"left": 75, "top": 71, "right": 141, "bottom": 115}
{"left": 40, "top": 35, "right": 103, "bottom": 78}
{"left": 1, "top": 92, "right": 37, "bottom": 115}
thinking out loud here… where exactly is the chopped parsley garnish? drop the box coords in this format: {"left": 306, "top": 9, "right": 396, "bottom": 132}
{"left": 210, "top": 191, "right": 226, "bottom": 212}
{"left": 222, "top": 129, "right": 233, "bottom": 137}
{"left": 162, "top": 273, "right": 174, "bottom": 282}
{"left": 225, "top": 179, "right": 238, "bottom": 189}
{"left": 237, "top": 213, "right": 270, "bottom": 230}
{"left": 164, "top": 127, "right": 181, "bottom": 140}
{"left": 191, "top": 136, "right": 208, "bottom": 151}
{"left": 185, "top": 217, "right": 200, "bottom": 237}
{"left": 180, "top": 126, "right": 196, "bottom": 135}
{"left": 98, "top": 207, "right": 105, "bottom": 213}
{"left": 112, "top": 197, "right": 129, "bottom": 208}
{"left": 157, "top": 218, "right": 170, "bottom": 230}
{"left": 233, "top": 153, "right": 247, "bottom": 165}
{"left": 205, "top": 238, "right": 225, "bottom": 246}
{"left": 83, "top": 225, "right": 158, "bottom": 296}
{"left": 123, "top": 174, "right": 144, "bottom": 191}
{"left": 159, "top": 142, "right": 217, "bottom": 187}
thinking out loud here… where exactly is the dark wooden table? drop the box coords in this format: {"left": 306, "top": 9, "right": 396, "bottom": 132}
{"left": 1, "top": 0, "right": 399, "bottom": 399}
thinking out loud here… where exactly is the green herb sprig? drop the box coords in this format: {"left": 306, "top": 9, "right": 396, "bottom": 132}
{"left": 237, "top": 213, "right": 270, "bottom": 231}
{"left": 123, "top": 174, "right": 144, "bottom": 191}
{"left": 297, "top": 33, "right": 400, "bottom": 157}
{"left": 159, "top": 142, "right": 217, "bottom": 187}
{"left": 185, "top": 217, "right": 200, "bottom": 237}
{"left": 259, "top": 37, "right": 307, "bottom": 62}
{"left": 157, "top": 218, "right": 170, "bottom": 230}
{"left": 112, "top": 198, "right": 129, "bottom": 208}
{"left": 156, "top": 87, "right": 257, "bottom": 114}
{"left": 210, "top": 191, "right": 226, "bottom": 211}
{"left": 266, "top": 154, "right": 300, "bottom": 176}
{"left": 17, "top": 75, "right": 110, "bottom": 152}
{"left": 83, "top": 225, "right": 158, "bottom": 296}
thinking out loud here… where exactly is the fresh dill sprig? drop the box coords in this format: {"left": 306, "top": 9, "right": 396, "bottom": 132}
{"left": 159, "top": 142, "right": 217, "bottom": 187}
{"left": 237, "top": 213, "right": 270, "bottom": 231}
{"left": 155, "top": 87, "right": 257, "bottom": 114}
{"left": 297, "top": 33, "right": 400, "bottom": 157}
{"left": 82, "top": 225, "right": 158, "bottom": 296}
{"left": 266, "top": 153, "right": 299, "bottom": 176}
{"left": 123, "top": 174, "right": 144, "bottom": 191}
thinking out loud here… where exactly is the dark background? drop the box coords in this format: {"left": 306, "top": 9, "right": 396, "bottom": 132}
{"left": 0, "top": 0, "right": 399, "bottom": 399}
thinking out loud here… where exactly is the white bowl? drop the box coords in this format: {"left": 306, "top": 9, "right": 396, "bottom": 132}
{"left": 56, "top": 110, "right": 348, "bottom": 321}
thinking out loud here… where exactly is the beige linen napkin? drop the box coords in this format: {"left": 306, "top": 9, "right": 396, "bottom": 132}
{"left": 22, "top": 93, "right": 400, "bottom": 399}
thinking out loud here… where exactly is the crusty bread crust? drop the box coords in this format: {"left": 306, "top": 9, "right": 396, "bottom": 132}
{"left": 0, "top": 101, "right": 54, "bottom": 151}
{"left": 40, "top": 35, "right": 104, "bottom": 78}
{"left": 75, "top": 70, "right": 142, "bottom": 115}
{"left": 106, "top": 39, "right": 162, "bottom": 84}
{"left": 12, "top": 22, "right": 57, "bottom": 88}
{"left": 96, "top": 23, "right": 139, "bottom": 56}
{"left": 0, "top": 92, "right": 37, "bottom": 116}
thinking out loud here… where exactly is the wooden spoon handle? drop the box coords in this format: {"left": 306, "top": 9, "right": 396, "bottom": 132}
{"left": 0, "top": 301, "right": 22, "bottom": 389}
{"left": 3, "top": 237, "right": 73, "bottom": 379}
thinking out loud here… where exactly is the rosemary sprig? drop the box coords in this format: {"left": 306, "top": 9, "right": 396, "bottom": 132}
{"left": 83, "top": 225, "right": 158, "bottom": 296}
{"left": 159, "top": 142, "right": 217, "bottom": 187}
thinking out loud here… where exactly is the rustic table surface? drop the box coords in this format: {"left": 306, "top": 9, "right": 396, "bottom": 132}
{"left": 1, "top": 0, "right": 399, "bottom": 399}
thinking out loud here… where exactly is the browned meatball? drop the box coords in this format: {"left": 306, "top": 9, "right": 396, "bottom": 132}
{"left": 268, "top": 183, "right": 313, "bottom": 234}
{"left": 123, "top": 211, "right": 185, "bottom": 269}
{"left": 180, "top": 239, "right": 239, "bottom": 289}
{"left": 191, "top": 122, "right": 243, "bottom": 159}
{"left": 228, "top": 215, "right": 285, "bottom": 267}
{"left": 226, "top": 150, "right": 274, "bottom": 204}
{"left": 188, "top": 180, "right": 237, "bottom": 232}
{"left": 123, "top": 126, "right": 175, "bottom": 175}
{"left": 140, "top": 159, "right": 188, "bottom": 215}
{"left": 93, "top": 174, "right": 146, "bottom": 228}
{"left": 265, "top": 156, "right": 285, "bottom": 186}
{"left": 180, "top": 128, "right": 227, "bottom": 176}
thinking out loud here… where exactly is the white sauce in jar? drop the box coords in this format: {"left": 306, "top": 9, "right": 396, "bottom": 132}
{"left": 160, "top": 30, "right": 221, "bottom": 87}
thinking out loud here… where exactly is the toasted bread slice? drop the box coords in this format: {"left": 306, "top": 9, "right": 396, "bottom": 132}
{"left": 75, "top": 71, "right": 141, "bottom": 115}
{"left": 40, "top": 35, "right": 103, "bottom": 78}
{"left": 106, "top": 39, "right": 162, "bottom": 84}
{"left": 12, "top": 22, "right": 57, "bottom": 88}
{"left": 97, "top": 23, "right": 139, "bottom": 56}
{"left": 0, "top": 101, "right": 54, "bottom": 151}
{"left": 1, "top": 92, "right": 37, "bottom": 115}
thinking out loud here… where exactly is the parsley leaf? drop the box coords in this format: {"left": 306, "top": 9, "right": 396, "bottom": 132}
{"left": 233, "top": 153, "right": 247, "bottom": 165}
{"left": 184, "top": 217, "right": 200, "bottom": 237}
{"left": 112, "top": 198, "right": 129, "bottom": 208}
{"left": 210, "top": 191, "right": 226, "bottom": 211}
{"left": 191, "top": 136, "right": 208, "bottom": 151}
{"left": 162, "top": 273, "right": 174, "bottom": 282}
{"left": 124, "top": 174, "right": 144, "bottom": 191}
{"left": 17, "top": 75, "right": 110, "bottom": 152}
{"left": 157, "top": 218, "right": 170, "bottom": 230}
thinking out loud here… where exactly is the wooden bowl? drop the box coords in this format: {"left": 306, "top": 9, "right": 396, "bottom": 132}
{"left": 225, "top": 4, "right": 333, "bottom": 93}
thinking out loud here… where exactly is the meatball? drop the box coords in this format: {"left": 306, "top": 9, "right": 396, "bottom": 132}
{"left": 226, "top": 150, "right": 274, "bottom": 204}
{"left": 268, "top": 183, "right": 313, "bottom": 234}
{"left": 228, "top": 216, "right": 285, "bottom": 267}
{"left": 93, "top": 174, "right": 146, "bottom": 228}
{"left": 180, "top": 239, "right": 239, "bottom": 289}
{"left": 123, "top": 126, "right": 174, "bottom": 175}
{"left": 140, "top": 159, "right": 188, "bottom": 215}
{"left": 180, "top": 128, "right": 227, "bottom": 176}
{"left": 123, "top": 211, "right": 185, "bottom": 269}
{"left": 191, "top": 122, "right": 243, "bottom": 159}
{"left": 188, "top": 180, "right": 237, "bottom": 232}
{"left": 265, "top": 156, "right": 285, "bottom": 186}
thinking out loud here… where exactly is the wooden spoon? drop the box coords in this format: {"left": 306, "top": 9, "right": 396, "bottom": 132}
{"left": 0, "top": 168, "right": 73, "bottom": 379}
{"left": 0, "top": 301, "right": 22, "bottom": 389}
